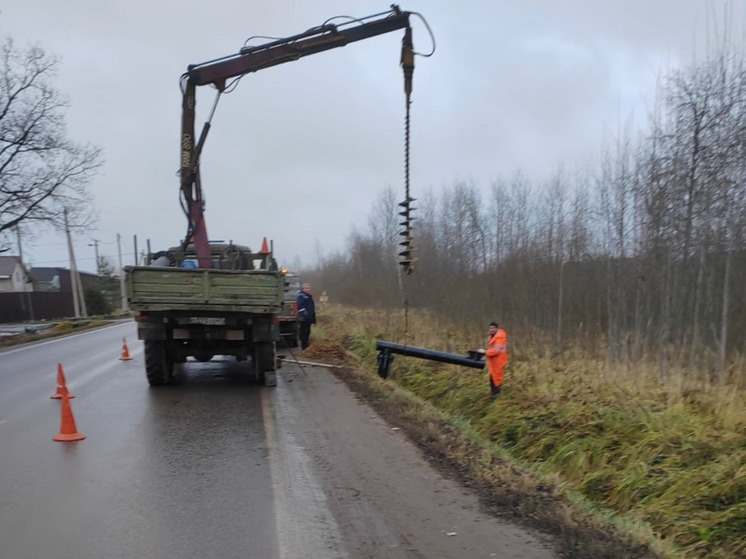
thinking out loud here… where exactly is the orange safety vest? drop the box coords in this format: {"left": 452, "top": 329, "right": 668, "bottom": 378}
{"left": 485, "top": 328, "right": 508, "bottom": 387}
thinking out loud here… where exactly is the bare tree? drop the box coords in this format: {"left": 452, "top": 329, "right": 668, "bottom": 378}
{"left": 596, "top": 120, "right": 635, "bottom": 361}
{"left": 0, "top": 38, "right": 101, "bottom": 251}
{"left": 309, "top": 45, "right": 746, "bottom": 376}
{"left": 367, "top": 187, "right": 400, "bottom": 279}
{"left": 545, "top": 168, "right": 568, "bottom": 352}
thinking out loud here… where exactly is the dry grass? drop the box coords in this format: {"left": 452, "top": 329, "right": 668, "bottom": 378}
{"left": 310, "top": 304, "right": 746, "bottom": 559}
{"left": 296, "top": 338, "right": 356, "bottom": 366}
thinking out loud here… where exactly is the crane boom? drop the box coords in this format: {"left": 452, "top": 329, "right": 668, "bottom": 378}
{"left": 179, "top": 6, "right": 415, "bottom": 267}
{"left": 188, "top": 11, "right": 411, "bottom": 87}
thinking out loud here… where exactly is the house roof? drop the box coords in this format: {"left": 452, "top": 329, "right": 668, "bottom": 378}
{"left": 0, "top": 255, "right": 24, "bottom": 277}
{"left": 30, "top": 267, "right": 63, "bottom": 282}
{"left": 30, "top": 267, "right": 98, "bottom": 281}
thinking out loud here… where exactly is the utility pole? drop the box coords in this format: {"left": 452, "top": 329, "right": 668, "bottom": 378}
{"left": 78, "top": 266, "right": 88, "bottom": 317}
{"left": 89, "top": 239, "right": 100, "bottom": 274}
{"left": 15, "top": 226, "right": 23, "bottom": 263}
{"left": 118, "top": 233, "right": 128, "bottom": 311}
{"left": 16, "top": 226, "right": 34, "bottom": 320}
{"left": 65, "top": 209, "right": 82, "bottom": 318}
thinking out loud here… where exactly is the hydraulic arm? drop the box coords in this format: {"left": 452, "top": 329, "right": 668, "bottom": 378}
{"left": 179, "top": 6, "right": 418, "bottom": 267}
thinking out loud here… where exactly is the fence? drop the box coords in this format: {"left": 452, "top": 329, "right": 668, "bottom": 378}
{"left": 0, "top": 292, "right": 74, "bottom": 323}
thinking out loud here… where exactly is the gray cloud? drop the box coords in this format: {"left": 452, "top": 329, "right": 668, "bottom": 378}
{"left": 3, "top": 0, "right": 745, "bottom": 270}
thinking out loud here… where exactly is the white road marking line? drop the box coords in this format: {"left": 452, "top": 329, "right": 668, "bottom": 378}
{"left": 262, "top": 385, "right": 347, "bottom": 559}
{"left": 0, "top": 321, "right": 133, "bottom": 357}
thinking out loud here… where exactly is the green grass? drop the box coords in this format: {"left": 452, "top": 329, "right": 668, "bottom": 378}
{"left": 317, "top": 305, "right": 746, "bottom": 559}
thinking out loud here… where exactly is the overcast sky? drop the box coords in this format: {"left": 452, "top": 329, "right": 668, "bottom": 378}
{"left": 4, "top": 0, "right": 746, "bottom": 273}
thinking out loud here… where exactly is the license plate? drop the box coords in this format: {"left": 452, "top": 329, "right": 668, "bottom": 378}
{"left": 189, "top": 317, "right": 226, "bottom": 325}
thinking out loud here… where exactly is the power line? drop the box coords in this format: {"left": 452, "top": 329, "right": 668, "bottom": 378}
{"left": 28, "top": 252, "right": 137, "bottom": 266}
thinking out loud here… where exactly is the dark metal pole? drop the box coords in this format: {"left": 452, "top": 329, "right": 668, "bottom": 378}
{"left": 377, "top": 348, "right": 394, "bottom": 379}
{"left": 375, "top": 340, "right": 485, "bottom": 379}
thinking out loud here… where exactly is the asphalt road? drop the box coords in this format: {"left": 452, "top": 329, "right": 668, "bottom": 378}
{"left": 0, "top": 322, "right": 558, "bottom": 558}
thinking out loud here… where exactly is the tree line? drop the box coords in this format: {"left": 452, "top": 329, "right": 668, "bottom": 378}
{"left": 311, "top": 49, "right": 746, "bottom": 379}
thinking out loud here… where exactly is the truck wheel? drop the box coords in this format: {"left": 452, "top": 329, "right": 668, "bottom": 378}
{"left": 195, "top": 354, "right": 214, "bottom": 362}
{"left": 144, "top": 340, "right": 174, "bottom": 386}
{"left": 254, "top": 342, "right": 276, "bottom": 386}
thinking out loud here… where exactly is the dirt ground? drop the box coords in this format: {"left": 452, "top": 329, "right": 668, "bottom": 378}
{"left": 269, "top": 352, "right": 560, "bottom": 558}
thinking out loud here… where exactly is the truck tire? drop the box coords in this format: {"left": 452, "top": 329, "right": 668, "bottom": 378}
{"left": 195, "top": 354, "right": 214, "bottom": 362}
{"left": 254, "top": 342, "right": 276, "bottom": 386}
{"left": 144, "top": 340, "right": 174, "bottom": 386}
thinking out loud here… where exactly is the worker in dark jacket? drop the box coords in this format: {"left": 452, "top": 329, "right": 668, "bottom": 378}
{"left": 297, "top": 283, "right": 316, "bottom": 349}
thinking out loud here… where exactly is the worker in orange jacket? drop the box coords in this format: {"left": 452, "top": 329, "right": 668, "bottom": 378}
{"left": 485, "top": 321, "right": 508, "bottom": 397}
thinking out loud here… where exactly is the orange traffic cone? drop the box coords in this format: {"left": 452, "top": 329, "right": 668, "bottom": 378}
{"left": 50, "top": 362, "right": 75, "bottom": 399}
{"left": 260, "top": 237, "right": 270, "bottom": 254}
{"left": 120, "top": 337, "right": 133, "bottom": 361}
{"left": 53, "top": 390, "right": 85, "bottom": 442}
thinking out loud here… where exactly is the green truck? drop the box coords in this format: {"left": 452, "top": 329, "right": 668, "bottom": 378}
{"left": 125, "top": 242, "right": 284, "bottom": 387}
{"left": 127, "top": 6, "right": 424, "bottom": 388}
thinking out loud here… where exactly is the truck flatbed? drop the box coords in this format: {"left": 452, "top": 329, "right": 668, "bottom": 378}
{"left": 126, "top": 266, "right": 283, "bottom": 314}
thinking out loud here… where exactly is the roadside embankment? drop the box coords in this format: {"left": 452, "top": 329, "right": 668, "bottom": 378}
{"left": 302, "top": 305, "right": 746, "bottom": 559}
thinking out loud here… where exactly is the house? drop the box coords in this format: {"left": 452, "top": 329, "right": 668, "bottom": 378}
{"left": 30, "top": 267, "right": 99, "bottom": 293}
{"left": 29, "top": 267, "right": 119, "bottom": 318}
{"left": 0, "top": 263, "right": 103, "bottom": 322}
{"left": 30, "top": 267, "right": 62, "bottom": 292}
{"left": 0, "top": 255, "right": 32, "bottom": 293}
